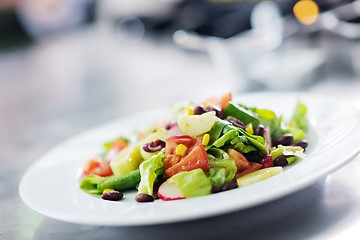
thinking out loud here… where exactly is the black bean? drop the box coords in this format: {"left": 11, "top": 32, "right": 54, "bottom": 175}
{"left": 101, "top": 191, "right": 123, "bottom": 201}
{"left": 194, "top": 105, "right": 205, "bottom": 115}
{"left": 204, "top": 105, "right": 222, "bottom": 117}
{"left": 292, "top": 140, "right": 308, "bottom": 150}
{"left": 211, "top": 186, "right": 222, "bottom": 194}
{"left": 255, "top": 125, "right": 265, "bottom": 137}
{"left": 244, "top": 151, "right": 262, "bottom": 163}
{"left": 142, "top": 139, "right": 166, "bottom": 152}
{"left": 222, "top": 181, "right": 237, "bottom": 191}
{"left": 165, "top": 122, "right": 176, "bottom": 130}
{"left": 273, "top": 155, "right": 288, "bottom": 167}
{"left": 135, "top": 193, "right": 155, "bottom": 202}
{"left": 274, "top": 134, "right": 293, "bottom": 146}
{"left": 226, "top": 116, "right": 246, "bottom": 129}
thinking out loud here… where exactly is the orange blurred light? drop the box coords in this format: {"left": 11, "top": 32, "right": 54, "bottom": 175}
{"left": 293, "top": 0, "right": 319, "bottom": 25}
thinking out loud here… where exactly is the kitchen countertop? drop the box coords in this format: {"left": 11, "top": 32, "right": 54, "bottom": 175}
{"left": 1, "top": 24, "right": 360, "bottom": 240}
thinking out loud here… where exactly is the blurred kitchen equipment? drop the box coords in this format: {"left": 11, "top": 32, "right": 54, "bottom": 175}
{"left": 320, "top": 0, "right": 360, "bottom": 39}
{"left": 96, "top": 0, "right": 178, "bottom": 20}
{"left": 174, "top": 1, "right": 284, "bottom": 91}
{"left": 319, "top": 0, "right": 360, "bottom": 77}
{"left": 15, "top": 0, "right": 94, "bottom": 39}
{"left": 116, "top": 16, "right": 145, "bottom": 43}
{"left": 247, "top": 48, "right": 324, "bottom": 90}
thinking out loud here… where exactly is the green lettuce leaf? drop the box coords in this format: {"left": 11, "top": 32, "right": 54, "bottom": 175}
{"left": 207, "top": 148, "right": 237, "bottom": 187}
{"left": 168, "top": 168, "right": 212, "bottom": 198}
{"left": 137, "top": 151, "right": 165, "bottom": 195}
{"left": 289, "top": 101, "right": 308, "bottom": 132}
{"left": 286, "top": 127, "right": 306, "bottom": 142}
{"left": 286, "top": 101, "right": 308, "bottom": 141}
{"left": 232, "top": 141, "right": 256, "bottom": 153}
{"left": 247, "top": 106, "right": 284, "bottom": 139}
{"left": 213, "top": 129, "right": 239, "bottom": 148}
{"left": 223, "top": 103, "right": 260, "bottom": 127}
{"left": 207, "top": 118, "right": 230, "bottom": 147}
{"left": 207, "top": 118, "right": 267, "bottom": 156}
{"left": 271, "top": 145, "right": 305, "bottom": 165}
{"left": 237, "top": 127, "right": 267, "bottom": 156}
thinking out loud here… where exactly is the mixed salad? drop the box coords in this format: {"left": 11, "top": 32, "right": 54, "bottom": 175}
{"left": 80, "top": 93, "right": 309, "bottom": 202}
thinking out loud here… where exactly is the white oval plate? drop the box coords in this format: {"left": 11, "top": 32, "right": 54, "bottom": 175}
{"left": 19, "top": 93, "right": 360, "bottom": 226}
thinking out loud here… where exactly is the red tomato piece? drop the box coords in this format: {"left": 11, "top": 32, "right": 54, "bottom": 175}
{"left": 164, "top": 154, "right": 181, "bottom": 170}
{"left": 220, "top": 92, "right": 232, "bottom": 110}
{"left": 260, "top": 154, "right": 273, "bottom": 168}
{"left": 202, "top": 92, "right": 232, "bottom": 112}
{"left": 83, "top": 159, "right": 113, "bottom": 177}
{"left": 104, "top": 139, "right": 128, "bottom": 161}
{"left": 111, "top": 139, "right": 128, "bottom": 150}
{"left": 165, "top": 135, "right": 195, "bottom": 155}
{"left": 165, "top": 143, "right": 210, "bottom": 177}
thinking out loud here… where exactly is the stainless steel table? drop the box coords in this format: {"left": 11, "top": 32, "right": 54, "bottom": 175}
{"left": 1, "top": 24, "right": 360, "bottom": 240}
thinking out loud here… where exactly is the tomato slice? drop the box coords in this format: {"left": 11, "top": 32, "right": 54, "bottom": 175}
{"left": 260, "top": 154, "right": 273, "bottom": 168}
{"left": 165, "top": 135, "right": 195, "bottom": 155}
{"left": 165, "top": 143, "right": 210, "bottom": 177}
{"left": 104, "top": 139, "right": 129, "bottom": 161}
{"left": 111, "top": 139, "right": 128, "bottom": 150}
{"left": 164, "top": 154, "right": 179, "bottom": 170}
{"left": 202, "top": 92, "right": 232, "bottom": 112}
{"left": 220, "top": 92, "right": 232, "bottom": 110}
{"left": 227, "top": 148, "right": 250, "bottom": 171}
{"left": 83, "top": 159, "right": 113, "bottom": 177}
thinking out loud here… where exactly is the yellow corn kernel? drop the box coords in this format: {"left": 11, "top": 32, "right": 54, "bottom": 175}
{"left": 103, "top": 189, "right": 114, "bottom": 193}
{"left": 202, "top": 133, "right": 210, "bottom": 146}
{"left": 185, "top": 107, "right": 194, "bottom": 116}
{"left": 175, "top": 144, "right": 188, "bottom": 156}
{"left": 157, "top": 128, "right": 164, "bottom": 133}
{"left": 246, "top": 123, "right": 254, "bottom": 135}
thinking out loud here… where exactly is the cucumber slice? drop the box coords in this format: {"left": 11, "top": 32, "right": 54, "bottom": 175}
{"left": 177, "top": 111, "right": 216, "bottom": 137}
{"left": 236, "top": 167, "right": 283, "bottom": 187}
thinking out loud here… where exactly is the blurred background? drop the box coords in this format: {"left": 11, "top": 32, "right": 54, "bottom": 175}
{"left": 2, "top": 1, "right": 360, "bottom": 239}
{"left": 2, "top": 0, "right": 360, "bottom": 136}
{"left": 2, "top": 0, "right": 360, "bottom": 159}
{"left": 2, "top": 0, "right": 360, "bottom": 142}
